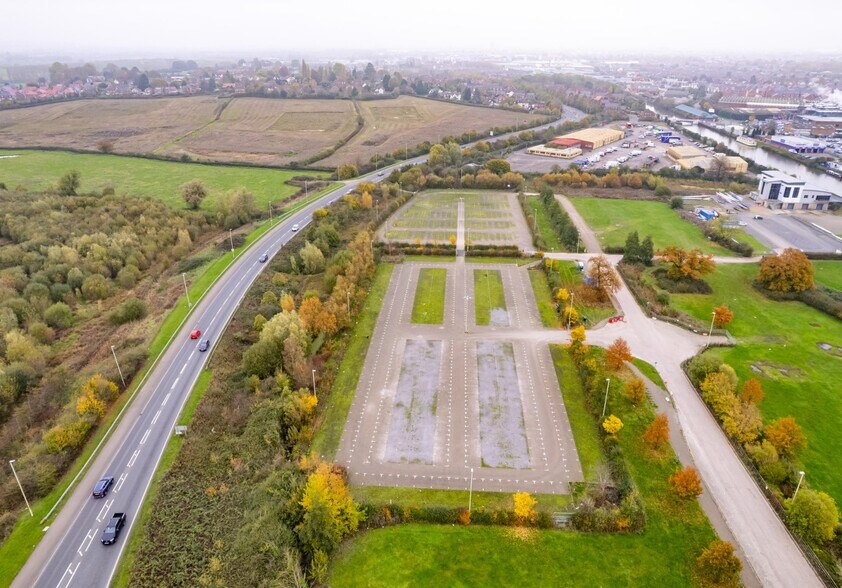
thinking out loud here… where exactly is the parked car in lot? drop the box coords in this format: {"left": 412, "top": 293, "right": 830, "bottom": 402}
{"left": 259, "top": 253, "right": 269, "bottom": 263}
{"left": 190, "top": 329, "right": 201, "bottom": 339}
{"left": 101, "top": 512, "right": 126, "bottom": 545}
{"left": 291, "top": 224, "right": 299, "bottom": 231}
{"left": 198, "top": 339, "right": 210, "bottom": 352}
{"left": 753, "top": 215, "right": 764, "bottom": 220}
{"left": 92, "top": 476, "right": 114, "bottom": 498}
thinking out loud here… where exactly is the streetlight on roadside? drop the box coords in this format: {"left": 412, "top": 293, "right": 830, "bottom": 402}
{"left": 793, "top": 471, "right": 806, "bottom": 500}
{"left": 567, "top": 292, "right": 574, "bottom": 331}
{"left": 8, "top": 460, "right": 33, "bottom": 517}
{"left": 311, "top": 369, "right": 317, "bottom": 397}
{"left": 346, "top": 290, "right": 351, "bottom": 316}
{"left": 707, "top": 310, "right": 716, "bottom": 347}
{"left": 468, "top": 467, "right": 474, "bottom": 513}
{"left": 229, "top": 229, "right": 234, "bottom": 254}
{"left": 601, "top": 378, "right": 611, "bottom": 418}
{"left": 111, "top": 345, "right": 126, "bottom": 387}
{"left": 182, "top": 273, "right": 192, "bottom": 308}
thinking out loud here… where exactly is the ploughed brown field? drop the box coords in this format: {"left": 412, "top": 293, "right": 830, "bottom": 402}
{"left": 0, "top": 95, "right": 543, "bottom": 167}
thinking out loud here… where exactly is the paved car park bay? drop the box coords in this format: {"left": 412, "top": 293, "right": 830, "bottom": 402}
{"left": 735, "top": 212, "right": 842, "bottom": 253}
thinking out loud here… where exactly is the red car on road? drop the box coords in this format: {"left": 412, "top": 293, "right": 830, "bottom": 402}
{"left": 190, "top": 329, "right": 201, "bottom": 339}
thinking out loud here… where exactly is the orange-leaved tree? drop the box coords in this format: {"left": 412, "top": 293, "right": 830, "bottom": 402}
{"left": 740, "top": 379, "right": 764, "bottom": 405}
{"left": 605, "top": 338, "right": 633, "bottom": 371}
{"left": 624, "top": 377, "right": 646, "bottom": 405}
{"left": 696, "top": 540, "right": 742, "bottom": 586}
{"left": 586, "top": 255, "right": 621, "bottom": 302}
{"left": 757, "top": 248, "right": 814, "bottom": 293}
{"left": 713, "top": 304, "right": 734, "bottom": 328}
{"left": 643, "top": 413, "right": 670, "bottom": 450}
{"left": 764, "top": 416, "right": 806, "bottom": 458}
{"left": 655, "top": 246, "right": 716, "bottom": 280}
{"left": 669, "top": 466, "right": 703, "bottom": 499}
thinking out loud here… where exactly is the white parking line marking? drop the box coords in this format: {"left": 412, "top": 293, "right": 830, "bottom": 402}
{"left": 162, "top": 392, "right": 171, "bottom": 407}
{"left": 127, "top": 449, "right": 140, "bottom": 468}
{"left": 140, "top": 429, "right": 151, "bottom": 445}
{"left": 151, "top": 410, "right": 161, "bottom": 425}
{"left": 115, "top": 472, "right": 127, "bottom": 492}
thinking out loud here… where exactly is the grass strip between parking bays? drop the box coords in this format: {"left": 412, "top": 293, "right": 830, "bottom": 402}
{"left": 111, "top": 370, "right": 214, "bottom": 588}
{"left": 473, "top": 269, "right": 506, "bottom": 326}
{"left": 411, "top": 268, "right": 447, "bottom": 324}
{"left": 466, "top": 256, "right": 533, "bottom": 265}
{"left": 0, "top": 183, "right": 341, "bottom": 587}
{"left": 311, "top": 264, "right": 394, "bottom": 459}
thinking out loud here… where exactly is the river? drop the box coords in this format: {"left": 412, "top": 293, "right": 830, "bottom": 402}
{"left": 646, "top": 104, "right": 841, "bottom": 193}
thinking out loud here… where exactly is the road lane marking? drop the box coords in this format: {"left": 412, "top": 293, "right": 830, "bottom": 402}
{"left": 170, "top": 377, "right": 179, "bottom": 390}
{"left": 127, "top": 449, "right": 140, "bottom": 468}
{"left": 115, "top": 472, "right": 127, "bottom": 492}
{"left": 96, "top": 498, "right": 113, "bottom": 522}
{"left": 179, "top": 363, "right": 187, "bottom": 375}
{"left": 76, "top": 528, "right": 93, "bottom": 556}
{"left": 59, "top": 561, "right": 78, "bottom": 588}
{"left": 162, "top": 392, "right": 171, "bottom": 407}
{"left": 140, "top": 429, "right": 151, "bottom": 445}
{"left": 151, "top": 409, "right": 161, "bottom": 425}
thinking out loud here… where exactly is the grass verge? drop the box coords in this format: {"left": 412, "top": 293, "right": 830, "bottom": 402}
{"left": 528, "top": 269, "right": 560, "bottom": 328}
{"left": 473, "top": 269, "right": 506, "bottom": 326}
{"left": 467, "top": 256, "right": 533, "bottom": 265}
{"left": 311, "top": 264, "right": 394, "bottom": 459}
{"left": 351, "top": 486, "right": 570, "bottom": 511}
{"left": 632, "top": 357, "right": 666, "bottom": 389}
{"left": 111, "top": 370, "right": 214, "bottom": 588}
{"left": 411, "top": 268, "right": 447, "bottom": 324}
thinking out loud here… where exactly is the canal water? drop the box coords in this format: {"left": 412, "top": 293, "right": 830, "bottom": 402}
{"left": 646, "top": 104, "right": 841, "bottom": 193}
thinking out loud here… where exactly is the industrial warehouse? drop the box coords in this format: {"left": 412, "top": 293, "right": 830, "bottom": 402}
{"left": 547, "top": 127, "right": 624, "bottom": 151}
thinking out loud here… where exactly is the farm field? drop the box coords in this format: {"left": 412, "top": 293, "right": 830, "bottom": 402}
{"left": 0, "top": 95, "right": 542, "bottom": 168}
{"left": 0, "top": 149, "right": 329, "bottom": 210}
{"left": 668, "top": 263, "right": 842, "bottom": 503}
{"left": 570, "top": 197, "right": 749, "bottom": 256}
{"left": 0, "top": 96, "right": 220, "bottom": 153}
{"left": 171, "top": 98, "right": 358, "bottom": 166}
{"left": 319, "top": 95, "right": 544, "bottom": 167}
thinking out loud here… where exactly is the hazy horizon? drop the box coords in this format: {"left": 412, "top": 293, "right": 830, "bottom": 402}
{"left": 4, "top": 0, "right": 842, "bottom": 60}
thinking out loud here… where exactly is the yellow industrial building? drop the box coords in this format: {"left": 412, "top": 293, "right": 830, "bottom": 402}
{"left": 666, "top": 145, "right": 748, "bottom": 173}
{"left": 549, "top": 127, "right": 624, "bottom": 150}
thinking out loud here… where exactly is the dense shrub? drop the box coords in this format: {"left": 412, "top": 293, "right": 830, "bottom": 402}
{"left": 108, "top": 298, "right": 148, "bottom": 325}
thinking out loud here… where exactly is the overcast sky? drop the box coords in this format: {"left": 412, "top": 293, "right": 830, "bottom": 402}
{"left": 4, "top": 0, "right": 842, "bottom": 59}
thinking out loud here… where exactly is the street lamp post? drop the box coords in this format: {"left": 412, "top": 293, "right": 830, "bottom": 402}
{"left": 8, "top": 460, "right": 33, "bottom": 517}
{"left": 793, "top": 470, "right": 806, "bottom": 500}
{"left": 567, "top": 292, "right": 574, "bottom": 331}
{"left": 312, "top": 369, "right": 317, "bottom": 397}
{"left": 532, "top": 208, "right": 538, "bottom": 234}
{"left": 269, "top": 201, "right": 273, "bottom": 221}
{"left": 375, "top": 199, "right": 379, "bottom": 219}
{"left": 182, "top": 273, "right": 192, "bottom": 308}
{"left": 468, "top": 467, "right": 474, "bottom": 513}
{"left": 111, "top": 345, "right": 126, "bottom": 387}
{"left": 601, "top": 378, "right": 611, "bottom": 418}
{"left": 707, "top": 310, "right": 716, "bottom": 347}
{"left": 304, "top": 180, "right": 309, "bottom": 200}
{"left": 229, "top": 229, "right": 234, "bottom": 254}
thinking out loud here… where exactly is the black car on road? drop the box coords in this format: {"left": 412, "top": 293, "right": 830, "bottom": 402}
{"left": 92, "top": 476, "right": 114, "bottom": 498}
{"left": 101, "top": 512, "right": 126, "bottom": 545}
{"left": 198, "top": 339, "right": 210, "bottom": 352}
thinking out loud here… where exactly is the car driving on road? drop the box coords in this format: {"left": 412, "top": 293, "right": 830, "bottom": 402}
{"left": 291, "top": 224, "right": 299, "bottom": 231}
{"left": 100, "top": 512, "right": 126, "bottom": 545}
{"left": 92, "top": 476, "right": 113, "bottom": 498}
{"left": 198, "top": 339, "right": 210, "bottom": 352}
{"left": 190, "top": 329, "right": 201, "bottom": 339}
{"left": 259, "top": 253, "right": 269, "bottom": 263}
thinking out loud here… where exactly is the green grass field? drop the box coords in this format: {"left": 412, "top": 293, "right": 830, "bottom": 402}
{"left": 473, "top": 269, "right": 506, "bottom": 326}
{"left": 411, "top": 268, "right": 447, "bottom": 324}
{"left": 351, "top": 486, "right": 570, "bottom": 511}
{"left": 570, "top": 197, "right": 740, "bottom": 255}
{"left": 311, "top": 264, "right": 394, "bottom": 459}
{"left": 814, "top": 261, "right": 842, "bottom": 291}
{"left": 668, "top": 263, "right": 842, "bottom": 503}
{"left": 330, "top": 346, "right": 716, "bottom": 587}
{"left": 0, "top": 149, "right": 329, "bottom": 211}
{"left": 525, "top": 195, "right": 562, "bottom": 251}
